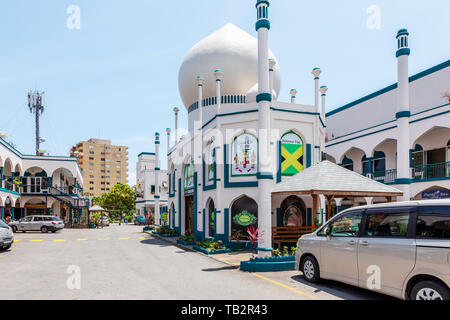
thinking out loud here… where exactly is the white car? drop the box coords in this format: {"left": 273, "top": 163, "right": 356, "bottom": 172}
{"left": 0, "top": 220, "right": 14, "bottom": 250}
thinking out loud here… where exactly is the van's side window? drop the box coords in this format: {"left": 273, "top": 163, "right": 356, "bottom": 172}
{"left": 417, "top": 206, "right": 450, "bottom": 240}
{"left": 329, "top": 212, "right": 362, "bottom": 237}
{"left": 364, "top": 211, "right": 410, "bottom": 237}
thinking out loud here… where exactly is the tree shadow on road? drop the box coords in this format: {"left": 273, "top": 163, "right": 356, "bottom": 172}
{"left": 202, "top": 266, "right": 239, "bottom": 272}
{"left": 290, "top": 275, "right": 396, "bottom": 300}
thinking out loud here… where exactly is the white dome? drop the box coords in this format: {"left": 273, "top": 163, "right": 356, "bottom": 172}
{"left": 178, "top": 23, "right": 281, "bottom": 109}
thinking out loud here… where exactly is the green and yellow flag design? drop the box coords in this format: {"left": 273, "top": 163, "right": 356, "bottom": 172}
{"left": 281, "top": 132, "right": 304, "bottom": 176}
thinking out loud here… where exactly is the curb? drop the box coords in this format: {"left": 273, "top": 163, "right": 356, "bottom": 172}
{"left": 144, "top": 231, "right": 195, "bottom": 252}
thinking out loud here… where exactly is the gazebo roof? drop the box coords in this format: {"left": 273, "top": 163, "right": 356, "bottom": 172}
{"left": 272, "top": 161, "right": 403, "bottom": 197}
{"left": 89, "top": 205, "right": 107, "bottom": 212}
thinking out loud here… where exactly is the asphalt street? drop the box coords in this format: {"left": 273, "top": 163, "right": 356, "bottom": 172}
{"left": 0, "top": 224, "right": 392, "bottom": 300}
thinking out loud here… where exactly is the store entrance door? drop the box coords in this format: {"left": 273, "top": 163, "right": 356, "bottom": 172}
{"left": 185, "top": 196, "right": 194, "bottom": 236}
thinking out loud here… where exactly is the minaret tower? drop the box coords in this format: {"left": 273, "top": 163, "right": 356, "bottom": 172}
{"left": 255, "top": 0, "right": 273, "bottom": 256}
{"left": 154, "top": 132, "right": 161, "bottom": 225}
{"left": 395, "top": 28, "right": 411, "bottom": 200}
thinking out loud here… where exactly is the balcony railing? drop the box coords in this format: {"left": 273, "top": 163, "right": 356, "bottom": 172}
{"left": 413, "top": 162, "right": 450, "bottom": 181}
{"left": 373, "top": 169, "right": 397, "bottom": 184}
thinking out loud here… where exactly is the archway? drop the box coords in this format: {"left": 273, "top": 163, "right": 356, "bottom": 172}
{"left": 24, "top": 167, "right": 48, "bottom": 193}
{"left": 52, "top": 168, "right": 75, "bottom": 194}
{"left": 279, "top": 195, "right": 306, "bottom": 227}
{"left": 3, "top": 158, "right": 13, "bottom": 191}
{"left": 206, "top": 198, "right": 215, "bottom": 238}
{"left": 170, "top": 202, "right": 175, "bottom": 229}
{"left": 230, "top": 195, "right": 258, "bottom": 241}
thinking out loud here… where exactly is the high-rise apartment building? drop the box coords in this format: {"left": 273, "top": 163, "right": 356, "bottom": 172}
{"left": 70, "top": 138, "right": 129, "bottom": 197}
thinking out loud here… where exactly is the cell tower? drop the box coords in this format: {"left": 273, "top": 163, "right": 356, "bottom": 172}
{"left": 27, "top": 91, "right": 45, "bottom": 156}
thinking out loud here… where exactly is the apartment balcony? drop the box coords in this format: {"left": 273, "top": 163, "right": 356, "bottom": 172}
{"left": 372, "top": 169, "right": 397, "bottom": 184}
{"left": 412, "top": 161, "right": 450, "bottom": 182}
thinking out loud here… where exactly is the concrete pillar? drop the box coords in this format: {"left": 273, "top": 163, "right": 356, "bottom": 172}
{"left": 195, "top": 75, "right": 205, "bottom": 235}
{"left": 214, "top": 69, "right": 224, "bottom": 239}
{"left": 154, "top": 132, "right": 161, "bottom": 225}
{"left": 269, "top": 58, "right": 276, "bottom": 101}
{"left": 334, "top": 198, "right": 343, "bottom": 213}
{"left": 365, "top": 197, "right": 374, "bottom": 205}
{"left": 256, "top": 0, "right": 273, "bottom": 256}
{"left": 395, "top": 29, "right": 412, "bottom": 201}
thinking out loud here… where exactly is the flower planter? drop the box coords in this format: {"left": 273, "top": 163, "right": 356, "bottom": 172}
{"left": 177, "top": 239, "right": 196, "bottom": 246}
{"left": 240, "top": 255, "right": 296, "bottom": 272}
{"left": 143, "top": 226, "right": 154, "bottom": 232}
{"left": 193, "top": 245, "right": 232, "bottom": 255}
{"left": 152, "top": 231, "right": 176, "bottom": 238}
{"left": 229, "top": 241, "right": 247, "bottom": 251}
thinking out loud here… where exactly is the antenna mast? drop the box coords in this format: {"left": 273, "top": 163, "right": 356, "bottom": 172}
{"left": 27, "top": 91, "right": 45, "bottom": 156}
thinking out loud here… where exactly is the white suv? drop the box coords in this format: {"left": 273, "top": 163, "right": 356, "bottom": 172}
{"left": 0, "top": 220, "right": 14, "bottom": 250}
{"left": 295, "top": 200, "right": 450, "bottom": 300}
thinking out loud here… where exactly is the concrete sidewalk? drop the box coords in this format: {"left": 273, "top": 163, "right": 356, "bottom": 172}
{"left": 147, "top": 231, "right": 254, "bottom": 267}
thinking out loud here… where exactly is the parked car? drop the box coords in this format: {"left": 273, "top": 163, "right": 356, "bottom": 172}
{"left": 0, "top": 220, "right": 14, "bottom": 250}
{"left": 295, "top": 200, "right": 450, "bottom": 300}
{"left": 9, "top": 216, "right": 65, "bottom": 233}
{"left": 100, "top": 216, "right": 110, "bottom": 227}
{"left": 135, "top": 216, "right": 149, "bottom": 226}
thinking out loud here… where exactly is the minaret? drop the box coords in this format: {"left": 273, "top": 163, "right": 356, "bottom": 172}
{"left": 395, "top": 28, "right": 411, "bottom": 200}
{"left": 290, "top": 89, "right": 297, "bottom": 104}
{"left": 312, "top": 67, "right": 322, "bottom": 164}
{"left": 269, "top": 58, "right": 276, "bottom": 100}
{"left": 214, "top": 69, "right": 224, "bottom": 114}
{"left": 166, "top": 128, "right": 171, "bottom": 153}
{"left": 197, "top": 75, "right": 205, "bottom": 130}
{"left": 173, "top": 107, "right": 180, "bottom": 142}
{"left": 320, "top": 86, "right": 328, "bottom": 123}
{"left": 154, "top": 132, "right": 161, "bottom": 225}
{"left": 214, "top": 69, "right": 223, "bottom": 239}
{"left": 255, "top": 0, "right": 273, "bottom": 256}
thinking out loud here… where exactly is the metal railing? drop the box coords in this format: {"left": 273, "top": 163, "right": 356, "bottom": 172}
{"left": 413, "top": 161, "right": 450, "bottom": 181}
{"left": 373, "top": 169, "right": 397, "bottom": 184}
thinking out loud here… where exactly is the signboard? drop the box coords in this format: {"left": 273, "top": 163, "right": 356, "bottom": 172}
{"left": 184, "top": 160, "right": 194, "bottom": 190}
{"left": 283, "top": 205, "right": 303, "bottom": 226}
{"left": 231, "top": 133, "right": 258, "bottom": 176}
{"left": 422, "top": 189, "right": 450, "bottom": 199}
{"left": 281, "top": 132, "right": 304, "bottom": 176}
{"left": 233, "top": 210, "right": 257, "bottom": 227}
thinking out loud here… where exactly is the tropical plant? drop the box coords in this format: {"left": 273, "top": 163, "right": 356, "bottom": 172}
{"left": 290, "top": 246, "right": 298, "bottom": 256}
{"left": 161, "top": 212, "right": 168, "bottom": 226}
{"left": 272, "top": 249, "right": 281, "bottom": 257}
{"left": 282, "top": 246, "right": 290, "bottom": 257}
{"left": 247, "top": 225, "right": 264, "bottom": 257}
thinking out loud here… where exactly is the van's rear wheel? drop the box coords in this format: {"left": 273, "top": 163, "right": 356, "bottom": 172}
{"left": 41, "top": 226, "right": 48, "bottom": 233}
{"left": 412, "top": 281, "right": 450, "bottom": 301}
{"left": 302, "top": 256, "right": 320, "bottom": 283}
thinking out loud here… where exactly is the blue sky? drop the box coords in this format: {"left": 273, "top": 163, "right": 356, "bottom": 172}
{"left": 1, "top": 0, "right": 449, "bottom": 185}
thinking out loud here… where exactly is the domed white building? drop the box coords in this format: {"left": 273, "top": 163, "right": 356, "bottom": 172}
{"left": 158, "top": 2, "right": 329, "bottom": 252}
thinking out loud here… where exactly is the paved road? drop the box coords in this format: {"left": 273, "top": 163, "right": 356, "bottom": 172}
{"left": 0, "top": 225, "right": 392, "bottom": 300}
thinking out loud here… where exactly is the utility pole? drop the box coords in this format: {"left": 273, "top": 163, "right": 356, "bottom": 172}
{"left": 27, "top": 91, "right": 45, "bottom": 156}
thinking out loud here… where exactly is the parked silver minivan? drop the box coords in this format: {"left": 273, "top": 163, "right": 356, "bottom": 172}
{"left": 9, "top": 216, "right": 64, "bottom": 233}
{"left": 295, "top": 200, "right": 450, "bottom": 300}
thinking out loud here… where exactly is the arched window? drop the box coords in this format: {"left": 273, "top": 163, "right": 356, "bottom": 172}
{"left": 231, "top": 132, "right": 258, "bottom": 177}
{"left": 184, "top": 158, "right": 194, "bottom": 190}
{"left": 280, "top": 196, "right": 306, "bottom": 227}
{"left": 281, "top": 131, "right": 304, "bottom": 176}
{"left": 206, "top": 145, "right": 215, "bottom": 182}
{"left": 231, "top": 196, "right": 258, "bottom": 240}
{"left": 373, "top": 151, "right": 386, "bottom": 177}
{"left": 341, "top": 156, "right": 354, "bottom": 171}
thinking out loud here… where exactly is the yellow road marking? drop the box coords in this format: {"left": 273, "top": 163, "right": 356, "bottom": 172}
{"left": 119, "top": 237, "right": 130, "bottom": 240}
{"left": 98, "top": 238, "right": 110, "bottom": 241}
{"left": 53, "top": 240, "right": 67, "bottom": 242}
{"left": 77, "top": 239, "right": 88, "bottom": 241}
{"left": 252, "top": 273, "right": 317, "bottom": 300}
{"left": 138, "top": 237, "right": 147, "bottom": 240}
{"left": 30, "top": 240, "right": 43, "bottom": 242}
{"left": 14, "top": 239, "right": 21, "bottom": 242}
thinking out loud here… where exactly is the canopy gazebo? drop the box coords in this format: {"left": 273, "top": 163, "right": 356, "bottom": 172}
{"left": 89, "top": 205, "right": 107, "bottom": 214}
{"left": 270, "top": 161, "right": 403, "bottom": 247}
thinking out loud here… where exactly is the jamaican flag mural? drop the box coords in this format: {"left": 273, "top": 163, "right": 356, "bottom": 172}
{"left": 281, "top": 132, "right": 304, "bottom": 176}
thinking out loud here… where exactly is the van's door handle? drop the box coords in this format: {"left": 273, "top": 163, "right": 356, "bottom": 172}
{"left": 360, "top": 241, "right": 369, "bottom": 246}
{"left": 348, "top": 240, "right": 356, "bottom": 245}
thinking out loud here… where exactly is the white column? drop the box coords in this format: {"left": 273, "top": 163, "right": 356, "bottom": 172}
{"left": 290, "top": 89, "right": 297, "bottom": 104}
{"left": 214, "top": 69, "right": 224, "bottom": 238}
{"left": 395, "top": 29, "right": 411, "bottom": 201}
{"left": 320, "top": 85, "right": 328, "bottom": 161}
{"left": 166, "top": 128, "right": 171, "bottom": 153}
{"left": 195, "top": 76, "right": 205, "bottom": 235}
{"left": 269, "top": 58, "right": 276, "bottom": 100}
{"left": 256, "top": 0, "right": 273, "bottom": 256}
{"left": 173, "top": 107, "right": 179, "bottom": 143}
{"left": 154, "top": 132, "right": 161, "bottom": 225}
{"left": 312, "top": 68, "right": 322, "bottom": 165}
